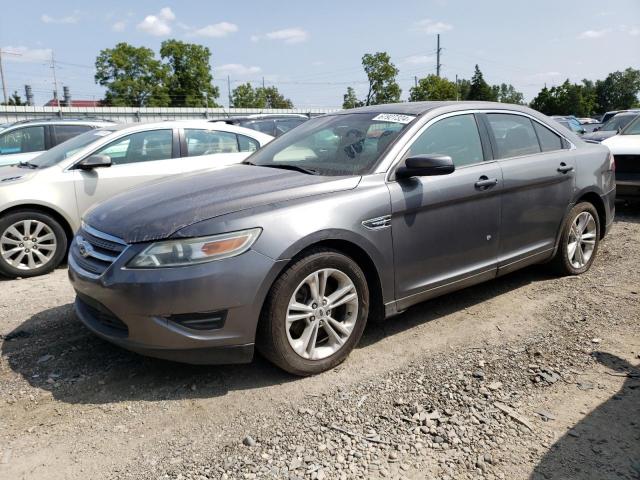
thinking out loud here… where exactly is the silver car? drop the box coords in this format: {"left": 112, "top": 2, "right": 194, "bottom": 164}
{"left": 0, "top": 118, "right": 114, "bottom": 166}
{"left": 0, "top": 120, "right": 272, "bottom": 278}
{"left": 68, "top": 102, "right": 615, "bottom": 376}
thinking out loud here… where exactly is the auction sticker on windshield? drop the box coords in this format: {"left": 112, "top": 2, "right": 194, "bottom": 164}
{"left": 372, "top": 113, "right": 416, "bottom": 124}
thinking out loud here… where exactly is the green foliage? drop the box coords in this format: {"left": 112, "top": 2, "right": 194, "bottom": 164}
{"left": 409, "top": 75, "right": 457, "bottom": 101}
{"left": 159, "top": 39, "right": 220, "bottom": 107}
{"left": 95, "top": 43, "right": 171, "bottom": 107}
{"left": 495, "top": 83, "right": 525, "bottom": 104}
{"left": 1, "top": 91, "right": 26, "bottom": 106}
{"left": 530, "top": 80, "right": 597, "bottom": 116}
{"left": 457, "top": 79, "right": 471, "bottom": 101}
{"left": 231, "top": 83, "right": 293, "bottom": 108}
{"left": 595, "top": 68, "right": 640, "bottom": 112}
{"left": 342, "top": 87, "right": 363, "bottom": 109}
{"left": 467, "top": 65, "right": 497, "bottom": 101}
{"left": 362, "top": 52, "right": 401, "bottom": 105}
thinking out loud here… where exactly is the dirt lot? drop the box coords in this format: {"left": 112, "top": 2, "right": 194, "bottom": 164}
{"left": 1, "top": 205, "right": 639, "bottom": 480}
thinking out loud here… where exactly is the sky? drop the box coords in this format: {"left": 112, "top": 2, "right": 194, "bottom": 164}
{"left": 1, "top": 0, "right": 639, "bottom": 108}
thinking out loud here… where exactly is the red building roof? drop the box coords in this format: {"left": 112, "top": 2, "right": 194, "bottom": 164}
{"left": 44, "top": 99, "right": 102, "bottom": 107}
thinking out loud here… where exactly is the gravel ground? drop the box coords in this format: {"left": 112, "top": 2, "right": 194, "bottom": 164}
{"left": 0, "top": 204, "right": 639, "bottom": 480}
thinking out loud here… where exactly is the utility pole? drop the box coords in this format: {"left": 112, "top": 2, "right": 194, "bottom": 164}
{"left": 455, "top": 74, "right": 459, "bottom": 101}
{"left": 262, "top": 77, "right": 265, "bottom": 89}
{"left": 0, "top": 50, "right": 7, "bottom": 104}
{"left": 227, "top": 75, "right": 232, "bottom": 108}
{"left": 51, "top": 51, "right": 62, "bottom": 116}
{"left": 414, "top": 76, "right": 418, "bottom": 88}
{"left": 436, "top": 34, "right": 442, "bottom": 77}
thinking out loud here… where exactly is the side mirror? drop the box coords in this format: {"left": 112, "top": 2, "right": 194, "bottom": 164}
{"left": 396, "top": 154, "right": 455, "bottom": 179}
{"left": 77, "top": 155, "right": 112, "bottom": 170}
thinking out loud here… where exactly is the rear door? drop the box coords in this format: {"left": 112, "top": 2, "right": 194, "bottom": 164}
{"left": 387, "top": 113, "right": 502, "bottom": 307}
{"left": 480, "top": 113, "right": 576, "bottom": 272}
{"left": 179, "top": 128, "right": 260, "bottom": 172}
{"left": 73, "top": 128, "right": 181, "bottom": 215}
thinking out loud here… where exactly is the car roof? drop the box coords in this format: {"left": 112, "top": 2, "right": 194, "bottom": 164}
{"left": 4, "top": 118, "right": 114, "bottom": 127}
{"left": 98, "top": 119, "right": 274, "bottom": 140}
{"left": 211, "top": 114, "right": 309, "bottom": 122}
{"left": 334, "top": 101, "right": 551, "bottom": 117}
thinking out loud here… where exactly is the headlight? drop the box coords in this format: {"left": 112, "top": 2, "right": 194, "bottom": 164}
{"left": 127, "top": 228, "right": 261, "bottom": 268}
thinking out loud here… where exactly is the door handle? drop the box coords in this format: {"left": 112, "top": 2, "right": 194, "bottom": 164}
{"left": 474, "top": 176, "right": 498, "bottom": 189}
{"left": 557, "top": 163, "right": 574, "bottom": 174}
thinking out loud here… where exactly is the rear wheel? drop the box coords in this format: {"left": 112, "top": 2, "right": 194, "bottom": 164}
{"left": 257, "top": 248, "right": 369, "bottom": 376}
{"left": 551, "top": 202, "right": 600, "bottom": 276}
{"left": 0, "top": 210, "right": 67, "bottom": 278}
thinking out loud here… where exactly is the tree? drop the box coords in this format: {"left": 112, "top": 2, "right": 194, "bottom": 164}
{"left": 595, "top": 68, "right": 640, "bottom": 112}
{"left": 1, "top": 91, "right": 26, "bottom": 106}
{"left": 467, "top": 65, "right": 496, "bottom": 101}
{"left": 230, "top": 83, "right": 293, "bottom": 108}
{"left": 342, "top": 87, "right": 362, "bottom": 109}
{"left": 530, "top": 80, "right": 597, "bottom": 116}
{"left": 409, "top": 75, "right": 457, "bottom": 102}
{"left": 361, "top": 52, "right": 401, "bottom": 105}
{"left": 159, "top": 39, "right": 220, "bottom": 107}
{"left": 457, "top": 79, "right": 471, "bottom": 101}
{"left": 495, "top": 83, "right": 524, "bottom": 104}
{"left": 95, "top": 43, "right": 170, "bottom": 107}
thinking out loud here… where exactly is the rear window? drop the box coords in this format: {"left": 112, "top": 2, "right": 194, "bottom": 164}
{"left": 184, "top": 129, "right": 239, "bottom": 156}
{"left": 533, "top": 122, "right": 563, "bottom": 152}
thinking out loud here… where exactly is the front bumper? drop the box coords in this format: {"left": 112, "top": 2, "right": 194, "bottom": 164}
{"left": 68, "top": 241, "right": 287, "bottom": 365}
{"left": 615, "top": 174, "right": 640, "bottom": 199}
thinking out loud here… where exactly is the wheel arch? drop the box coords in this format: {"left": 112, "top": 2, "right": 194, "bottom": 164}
{"left": 573, "top": 189, "right": 607, "bottom": 239}
{"left": 0, "top": 203, "right": 75, "bottom": 248}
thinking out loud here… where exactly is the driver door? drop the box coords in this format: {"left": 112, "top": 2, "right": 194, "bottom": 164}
{"left": 386, "top": 113, "right": 502, "bottom": 309}
{"left": 73, "top": 128, "right": 181, "bottom": 216}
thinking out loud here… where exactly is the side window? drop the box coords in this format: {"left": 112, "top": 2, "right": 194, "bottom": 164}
{"left": 533, "top": 122, "right": 564, "bottom": 152}
{"left": 238, "top": 134, "right": 260, "bottom": 152}
{"left": 408, "top": 114, "right": 484, "bottom": 167}
{"left": 0, "top": 126, "right": 45, "bottom": 155}
{"left": 243, "top": 120, "right": 275, "bottom": 136}
{"left": 92, "top": 129, "right": 172, "bottom": 165}
{"left": 486, "top": 114, "right": 541, "bottom": 159}
{"left": 275, "top": 119, "right": 305, "bottom": 136}
{"left": 184, "top": 129, "right": 239, "bottom": 157}
{"left": 53, "top": 125, "right": 93, "bottom": 145}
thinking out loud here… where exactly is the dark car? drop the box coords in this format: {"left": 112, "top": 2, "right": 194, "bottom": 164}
{"left": 69, "top": 102, "right": 615, "bottom": 376}
{"left": 583, "top": 112, "right": 640, "bottom": 143}
{"left": 211, "top": 114, "right": 309, "bottom": 137}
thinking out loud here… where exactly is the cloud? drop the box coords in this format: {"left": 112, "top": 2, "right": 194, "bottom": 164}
{"left": 630, "top": 27, "right": 640, "bottom": 36}
{"left": 191, "top": 22, "right": 238, "bottom": 38}
{"left": 216, "top": 64, "right": 262, "bottom": 76}
{"left": 0, "top": 46, "right": 52, "bottom": 63}
{"left": 253, "top": 28, "right": 309, "bottom": 44}
{"left": 403, "top": 55, "right": 436, "bottom": 65}
{"left": 112, "top": 21, "right": 126, "bottom": 32}
{"left": 41, "top": 11, "right": 80, "bottom": 24}
{"left": 578, "top": 29, "right": 609, "bottom": 39}
{"left": 414, "top": 18, "right": 453, "bottom": 34}
{"left": 137, "top": 7, "right": 175, "bottom": 36}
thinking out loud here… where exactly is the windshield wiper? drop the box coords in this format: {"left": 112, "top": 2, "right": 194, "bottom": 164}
{"left": 244, "top": 162, "right": 319, "bottom": 175}
{"left": 17, "top": 161, "right": 38, "bottom": 169}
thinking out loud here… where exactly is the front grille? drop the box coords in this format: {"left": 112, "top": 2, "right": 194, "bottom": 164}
{"left": 71, "top": 225, "right": 127, "bottom": 276}
{"left": 615, "top": 155, "right": 640, "bottom": 175}
{"left": 77, "top": 293, "right": 128, "bottom": 337}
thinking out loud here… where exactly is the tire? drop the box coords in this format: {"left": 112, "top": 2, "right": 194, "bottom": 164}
{"left": 0, "top": 210, "right": 68, "bottom": 278}
{"left": 551, "top": 202, "right": 600, "bottom": 276}
{"left": 257, "top": 248, "right": 370, "bottom": 376}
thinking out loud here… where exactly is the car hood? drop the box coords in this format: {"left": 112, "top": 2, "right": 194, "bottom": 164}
{"left": 601, "top": 134, "right": 640, "bottom": 154}
{"left": 0, "top": 165, "right": 37, "bottom": 185}
{"left": 582, "top": 130, "right": 616, "bottom": 142}
{"left": 84, "top": 165, "right": 361, "bottom": 243}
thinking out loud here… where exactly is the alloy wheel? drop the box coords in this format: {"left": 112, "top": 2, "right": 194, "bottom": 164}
{"left": 0, "top": 219, "right": 57, "bottom": 271}
{"left": 286, "top": 268, "right": 358, "bottom": 360}
{"left": 567, "top": 211, "right": 597, "bottom": 269}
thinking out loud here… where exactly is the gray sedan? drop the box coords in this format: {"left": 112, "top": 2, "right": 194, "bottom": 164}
{"left": 68, "top": 102, "right": 616, "bottom": 376}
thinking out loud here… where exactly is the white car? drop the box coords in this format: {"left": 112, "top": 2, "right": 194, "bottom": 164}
{"left": 0, "top": 120, "right": 272, "bottom": 277}
{"left": 0, "top": 119, "right": 114, "bottom": 166}
{"left": 602, "top": 116, "right": 640, "bottom": 200}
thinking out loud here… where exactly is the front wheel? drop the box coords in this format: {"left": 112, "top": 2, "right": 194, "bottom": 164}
{"left": 551, "top": 202, "right": 600, "bottom": 276}
{"left": 257, "top": 248, "right": 370, "bottom": 376}
{"left": 0, "top": 210, "right": 68, "bottom": 278}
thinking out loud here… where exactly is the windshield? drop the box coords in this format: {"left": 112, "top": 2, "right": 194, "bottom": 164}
{"left": 621, "top": 115, "right": 640, "bottom": 135}
{"left": 245, "top": 112, "right": 415, "bottom": 176}
{"left": 601, "top": 114, "right": 637, "bottom": 132}
{"left": 29, "top": 129, "right": 117, "bottom": 168}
